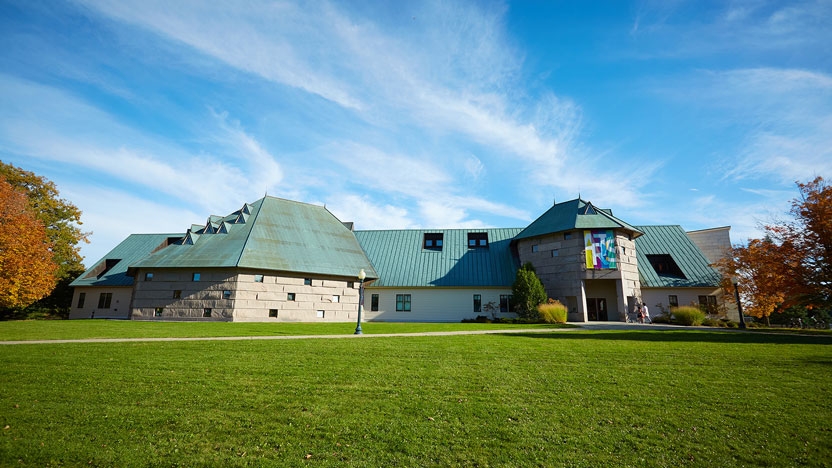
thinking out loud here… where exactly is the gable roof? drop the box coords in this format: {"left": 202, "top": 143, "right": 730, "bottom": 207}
{"left": 71, "top": 233, "right": 183, "bottom": 287}
{"left": 635, "top": 225, "right": 722, "bottom": 288}
{"left": 355, "top": 228, "right": 522, "bottom": 287}
{"left": 513, "top": 198, "right": 642, "bottom": 242}
{"left": 128, "top": 196, "right": 377, "bottom": 279}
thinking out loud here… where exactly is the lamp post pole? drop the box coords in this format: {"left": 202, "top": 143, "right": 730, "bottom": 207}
{"left": 355, "top": 269, "right": 366, "bottom": 335}
{"left": 731, "top": 276, "right": 747, "bottom": 330}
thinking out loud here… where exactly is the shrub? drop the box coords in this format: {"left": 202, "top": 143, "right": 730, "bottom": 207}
{"left": 672, "top": 306, "right": 706, "bottom": 326}
{"left": 702, "top": 317, "right": 719, "bottom": 327}
{"left": 651, "top": 314, "right": 671, "bottom": 324}
{"left": 537, "top": 300, "right": 567, "bottom": 323}
{"left": 512, "top": 263, "right": 547, "bottom": 320}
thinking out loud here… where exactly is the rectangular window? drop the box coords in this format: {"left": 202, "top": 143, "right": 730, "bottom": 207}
{"left": 698, "top": 295, "right": 717, "bottom": 314}
{"left": 269, "top": 309, "right": 278, "bottom": 318}
{"left": 500, "top": 294, "right": 513, "bottom": 313}
{"left": 223, "top": 290, "right": 232, "bottom": 300}
{"left": 192, "top": 272, "right": 201, "bottom": 282}
{"left": 203, "top": 308, "right": 212, "bottom": 317}
{"left": 396, "top": 294, "right": 411, "bottom": 312}
{"left": 564, "top": 232, "right": 573, "bottom": 240}
{"left": 97, "top": 292, "right": 112, "bottom": 309}
{"left": 145, "top": 272, "right": 153, "bottom": 281}
{"left": 371, "top": 294, "right": 379, "bottom": 311}
{"left": 316, "top": 310, "right": 325, "bottom": 318}
{"left": 332, "top": 295, "right": 340, "bottom": 303}
{"left": 254, "top": 274, "right": 264, "bottom": 283}
{"left": 424, "top": 233, "right": 444, "bottom": 250}
{"left": 473, "top": 294, "right": 482, "bottom": 313}
{"left": 551, "top": 249, "right": 559, "bottom": 257}
{"left": 287, "top": 293, "right": 296, "bottom": 301}
{"left": 77, "top": 292, "right": 86, "bottom": 308}
{"left": 532, "top": 245, "right": 539, "bottom": 253}
{"left": 668, "top": 295, "right": 679, "bottom": 307}
{"left": 154, "top": 307, "right": 164, "bottom": 317}
{"left": 304, "top": 278, "right": 312, "bottom": 286}
{"left": 467, "top": 232, "right": 488, "bottom": 248}
{"left": 173, "top": 290, "right": 182, "bottom": 299}
{"left": 348, "top": 282, "right": 354, "bottom": 289}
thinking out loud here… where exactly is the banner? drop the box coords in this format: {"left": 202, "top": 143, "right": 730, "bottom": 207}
{"left": 584, "top": 229, "right": 617, "bottom": 269}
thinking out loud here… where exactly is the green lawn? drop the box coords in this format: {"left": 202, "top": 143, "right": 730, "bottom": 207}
{"left": 0, "top": 320, "right": 569, "bottom": 342}
{"left": 1, "top": 329, "right": 830, "bottom": 466}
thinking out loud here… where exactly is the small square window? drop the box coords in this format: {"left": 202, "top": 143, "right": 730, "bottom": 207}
{"left": 564, "top": 232, "right": 572, "bottom": 240}
{"left": 203, "top": 308, "right": 212, "bottom": 317}
{"left": 223, "top": 290, "right": 232, "bottom": 299}
{"left": 316, "top": 310, "right": 325, "bottom": 318}
{"left": 154, "top": 307, "right": 164, "bottom": 317}
{"left": 254, "top": 274, "right": 264, "bottom": 283}
{"left": 551, "top": 249, "right": 559, "bottom": 257}
{"left": 145, "top": 272, "right": 153, "bottom": 281}
{"left": 532, "top": 245, "right": 539, "bottom": 253}
{"left": 347, "top": 282, "right": 354, "bottom": 289}
{"left": 193, "top": 273, "right": 201, "bottom": 282}
{"left": 173, "top": 290, "right": 182, "bottom": 299}
{"left": 304, "top": 278, "right": 312, "bottom": 286}
{"left": 287, "top": 293, "right": 296, "bottom": 301}
{"left": 332, "top": 295, "right": 340, "bottom": 303}
{"left": 269, "top": 309, "right": 278, "bottom": 318}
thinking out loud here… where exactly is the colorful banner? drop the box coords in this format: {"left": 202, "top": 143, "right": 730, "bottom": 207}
{"left": 584, "top": 229, "right": 617, "bottom": 269}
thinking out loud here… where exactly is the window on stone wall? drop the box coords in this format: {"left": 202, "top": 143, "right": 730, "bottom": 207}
{"left": 332, "top": 295, "right": 340, "bottom": 303}
{"left": 145, "top": 272, "right": 153, "bottom": 281}
{"left": 473, "top": 294, "right": 482, "bottom": 312}
{"left": 77, "top": 292, "right": 86, "bottom": 308}
{"left": 668, "top": 295, "right": 679, "bottom": 308}
{"left": 304, "top": 278, "right": 312, "bottom": 286}
{"left": 154, "top": 308, "right": 163, "bottom": 317}
{"left": 254, "top": 274, "right": 264, "bottom": 283}
{"left": 371, "top": 294, "right": 379, "bottom": 311}
{"left": 269, "top": 309, "right": 278, "bottom": 318}
{"left": 203, "top": 308, "right": 212, "bottom": 317}
{"left": 551, "top": 249, "right": 559, "bottom": 257}
{"left": 173, "top": 290, "right": 182, "bottom": 299}
{"left": 532, "top": 245, "right": 539, "bottom": 253}
{"left": 193, "top": 272, "right": 201, "bottom": 282}
{"left": 287, "top": 293, "right": 295, "bottom": 301}
{"left": 564, "top": 232, "right": 573, "bottom": 240}
{"left": 98, "top": 292, "right": 112, "bottom": 309}
{"left": 348, "top": 282, "right": 354, "bottom": 289}
{"left": 223, "top": 290, "right": 232, "bottom": 300}
{"left": 316, "top": 310, "right": 325, "bottom": 318}
{"left": 396, "top": 294, "right": 411, "bottom": 312}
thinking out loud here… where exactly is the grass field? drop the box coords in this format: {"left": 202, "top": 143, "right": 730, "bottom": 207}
{"left": 1, "top": 325, "right": 830, "bottom": 466}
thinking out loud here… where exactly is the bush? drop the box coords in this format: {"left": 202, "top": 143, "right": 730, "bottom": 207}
{"left": 651, "top": 314, "right": 671, "bottom": 324}
{"left": 512, "top": 263, "right": 547, "bottom": 320}
{"left": 702, "top": 317, "right": 719, "bottom": 327}
{"left": 537, "top": 300, "right": 567, "bottom": 324}
{"left": 672, "top": 306, "right": 706, "bottom": 326}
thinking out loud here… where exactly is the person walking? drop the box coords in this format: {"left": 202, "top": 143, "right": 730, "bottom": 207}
{"left": 642, "top": 302, "right": 651, "bottom": 324}
{"left": 636, "top": 303, "right": 643, "bottom": 324}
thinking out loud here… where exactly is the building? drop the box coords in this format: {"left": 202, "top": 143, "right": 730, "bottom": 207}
{"left": 71, "top": 196, "right": 728, "bottom": 322}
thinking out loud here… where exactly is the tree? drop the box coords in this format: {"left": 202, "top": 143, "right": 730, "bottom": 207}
{"left": 0, "top": 162, "right": 89, "bottom": 318}
{"left": 0, "top": 177, "right": 58, "bottom": 309}
{"left": 512, "top": 262, "right": 547, "bottom": 320}
{"left": 720, "top": 177, "right": 832, "bottom": 324}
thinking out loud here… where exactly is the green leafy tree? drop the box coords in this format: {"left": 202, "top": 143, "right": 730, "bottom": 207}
{"left": 512, "top": 262, "right": 547, "bottom": 320}
{"left": 0, "top": 162, "right": 89, "bottom": 318}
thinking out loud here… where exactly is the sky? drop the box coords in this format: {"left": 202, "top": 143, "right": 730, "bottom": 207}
{"left": 1, "top": 0, "right": 830, "bottom": 267}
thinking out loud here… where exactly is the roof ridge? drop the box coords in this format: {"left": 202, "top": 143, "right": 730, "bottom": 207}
{"left": 235, "top": 198, "right": 263, "bottom": 267}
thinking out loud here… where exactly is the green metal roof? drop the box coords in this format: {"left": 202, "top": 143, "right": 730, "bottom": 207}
{"left": 128, "top": 197, "right": 377, "bottom": 279}
{"left": 71, "top": 233, "right": 183, "bottom": 287}
{"left": 635, "top": 225, "right": 722, "bottom": 288}
{"left": 513, "top": 198, "right": 643, "bottom": 242}
{"left": 355, "top": 228, "right": 522, "bottom": 287}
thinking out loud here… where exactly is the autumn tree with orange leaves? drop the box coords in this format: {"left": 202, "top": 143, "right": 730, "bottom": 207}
{"left": 720, "top": 177, "right": 832, "bottom": 324}
{"left": 0, "top": 177, "right": 58, "bottom": 309}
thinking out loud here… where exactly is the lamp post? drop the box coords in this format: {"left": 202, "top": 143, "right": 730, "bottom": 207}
{"left": 355, "top": 269, "right": 366, "bottom": 335}
{"left": 731, "top": 276, "right": 747, "bottom": 330}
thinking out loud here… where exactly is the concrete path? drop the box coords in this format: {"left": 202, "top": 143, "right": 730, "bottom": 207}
{"left": 0, "top": 322, "right": 708, "bottom": 345}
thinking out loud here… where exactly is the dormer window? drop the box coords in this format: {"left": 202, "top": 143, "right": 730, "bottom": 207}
{"left": 468, "top": 232, "right": 488, "bottom": 248}
{"left": 424, "top": 233, "right": 443, "bottom": 250}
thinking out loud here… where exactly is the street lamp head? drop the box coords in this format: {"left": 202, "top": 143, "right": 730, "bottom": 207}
{"left": 731, "top": 276, "right": 739, "bottom": 286}
{"left": 358, "top": 269, "right": 366, "bottom": 281}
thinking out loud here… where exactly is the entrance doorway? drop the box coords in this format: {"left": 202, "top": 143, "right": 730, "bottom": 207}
{"left": 587, "top": 298, "right": 608, "bottom": 321}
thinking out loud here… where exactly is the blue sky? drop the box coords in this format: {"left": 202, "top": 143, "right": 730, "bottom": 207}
{"left": 1, "top": 0, "right": 830, "bottom": 266}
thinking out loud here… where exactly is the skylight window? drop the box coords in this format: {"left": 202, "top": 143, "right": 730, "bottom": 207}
{"left": 646, "top": 254, "right": 686, "bottom": 279}
{"left": 467, "top": 232, "right": 488, "bottom": 248}
{"left": 424, "top": 233, "right": 444, "bottom": 250}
